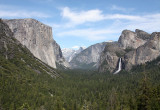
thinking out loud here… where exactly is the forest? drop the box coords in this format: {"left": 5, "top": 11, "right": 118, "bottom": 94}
{"left": 1, "top": 54, "right": 160, "bottom": 110}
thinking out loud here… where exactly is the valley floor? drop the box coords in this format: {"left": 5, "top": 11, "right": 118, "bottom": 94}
{"left": 1, "top": 57, "right": 160, "bottom": 110}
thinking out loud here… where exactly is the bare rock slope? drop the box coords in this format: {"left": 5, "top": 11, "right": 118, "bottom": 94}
{"left": 0, "top": 19, "right": 60, "bottom": 78}
{"left": 99, "top": 29, "right": 160, "bottom": 73}
{"left": 70, "top": 42, "right": 107, "bottom": 69}
{"left": 3, "top": 18, "right": 69, "bottom": 68}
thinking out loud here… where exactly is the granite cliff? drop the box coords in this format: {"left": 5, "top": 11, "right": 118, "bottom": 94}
{"left": 99, "top": 29, "right": 160, "bottom": 73}
{"left": 118, "top": 29, "right": 149, "bottom": 49}
{"left": 124, "top": 32, "right": 160, "bottom": 70}
{"left": 0, "top": 19, "right": 60, "bottom": 78}
{"left": 70, "top": 42, "right": 107, "bottom": 69}
{"left": 3, "top": 18, "right": 69, "bottom": 68}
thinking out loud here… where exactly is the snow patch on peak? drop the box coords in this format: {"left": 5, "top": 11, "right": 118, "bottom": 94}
{"left": 62, "top": 47, "right": 86, "bottom": 62}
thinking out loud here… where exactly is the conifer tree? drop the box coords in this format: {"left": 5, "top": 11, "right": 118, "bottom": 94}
{"left": 137, "top": 65, "right": 151, "bottom": 110}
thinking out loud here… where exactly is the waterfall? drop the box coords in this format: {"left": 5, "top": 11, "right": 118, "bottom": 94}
{"left": 114, "top": 58, "right": 122, "bottom": 74}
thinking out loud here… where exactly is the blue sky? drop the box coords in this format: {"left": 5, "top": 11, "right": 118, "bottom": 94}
{"left": 0, "top": 0, "right": 160, "bottom": 49}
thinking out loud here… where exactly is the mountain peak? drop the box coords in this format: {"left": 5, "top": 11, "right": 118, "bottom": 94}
{"left": 118, "top": 29, "right": 149, "bottom": 49}
{"left": 69, "top": 42, "right": 108, "bottom": 69}
{"left": 135, "top": 29, "right": 150, "bottom": 40}
{"left": 62, "top": 47, "right": 85, "bottom": 62}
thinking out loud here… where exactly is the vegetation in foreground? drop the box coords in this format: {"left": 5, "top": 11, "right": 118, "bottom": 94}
{"left": 1, "top": 55, "right": 160, "bottom": 110}
{"left": 1, "top": 18, "right": 160, "bottom": 110}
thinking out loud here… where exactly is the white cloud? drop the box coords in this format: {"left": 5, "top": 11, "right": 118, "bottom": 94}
{"left": 111, "top": 5, "right": 134, "bottom": 12}
{"left": 61, "top": 7, "right": 105, "bottom": 26}
{"left": 59, "top": 7, "right": 160, "bottom": 31}
{"left": 55, "top": 10, "right": 160, "bottom": 41}
{"left": 60, "top": 7, "right": 148, "bottom": 27}
{"left": 106, "top": 14, "right": 144, "bottom": 21}
{"left": 72, "top": 46, "right": 80, "bottom": 49}
{"left": 72, "top": 45, "right": 86, "bottom": 50}
{"left": 0, "top": 10, "right": 50, "bottom": 18}
{"left": 125, "top": 14, "right": 160, "bottom": 32}
{"left": 57, "top": 28, "right": 119, "bottom": 41}
{"left": 111, "top": 5, "right": 126, "bottom": 12}
{"left": 0, "top": 4, "right": 50, "bottom": 18}
{"left": 45, "top": 7, "right": 160, "bottom": 42}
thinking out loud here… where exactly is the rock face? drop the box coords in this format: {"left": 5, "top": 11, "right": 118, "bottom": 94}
{"left": 99, "top": 29, "right": 160, "bottom": 73}
{"left": 0, "top": 19, "right": 60, "bottom": 78}
{"left": 62, "top": 47, "right": 85, "bottom": 62}
{"left": 52, "top": 40, "right": 70, "bottom": 68}
{"left": 3, "top": 18, "right": 69, "bottom": 68}
{"left": 70, "top": 42, "right": 107, "bottom": 69}
{"left": 124, "top": 32, "right": 160, "bottom": 70}
{"left": 118, "top": 30, "right": 147, "bottom": 49}
{"left": 98, "top": 42, "right": 125, "bottom": 72}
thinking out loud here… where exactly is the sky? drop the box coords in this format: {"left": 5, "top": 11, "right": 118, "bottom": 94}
{"left": 0, "top": 0, "right": 160, "bottom": 49}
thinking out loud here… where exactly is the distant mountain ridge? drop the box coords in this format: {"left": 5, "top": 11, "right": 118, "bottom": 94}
{"left": 69, "top": 42, "right": 108, "bottom": 69}
{"left": 62, "top": 47, "right": 85, "bottom": 62}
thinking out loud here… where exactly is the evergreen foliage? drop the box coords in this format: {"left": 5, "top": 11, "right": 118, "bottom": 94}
{"left": 1, "top": 57, "right": 160, "bottom": 109}
{"left": 0, "top": 19, "right": 160, "bottom": 110}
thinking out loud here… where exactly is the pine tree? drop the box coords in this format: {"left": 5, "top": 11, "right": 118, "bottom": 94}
{"left": 137, "top": 65, "right": 151, "bottom": 110}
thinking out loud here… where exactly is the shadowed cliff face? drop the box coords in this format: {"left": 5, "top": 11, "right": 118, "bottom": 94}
{"left": 99, "top": 29, "right": 160, "bottom": 73}
{"left": 3, "top": 19, "right": 69, "bottom": 68}
{"left": 98, "top": 42, "right": 125, "bottom": 72}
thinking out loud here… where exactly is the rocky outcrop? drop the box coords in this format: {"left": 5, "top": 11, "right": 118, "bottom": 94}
{"left": 135, "top": 29, "right": 150, "bottom": 40}
{"left": 124, "top": 32, "right": 160, "bottom": 70}
{"left": 99, "top": 29, "right": 160, "bottom": 73}
{"left": 118, "top": 30, "right": 147, "bottom": 49}
{"left": 70, "top": 42, "right": 107, "bottom": 69}
{"left": 98, "top": 42, "right": 125, "bottom": 72}
{"left": 52, "top": 40, "right": 70, "bottom": 68}
{"left": 3, "top": 18, "right": 69, "bottom": 68}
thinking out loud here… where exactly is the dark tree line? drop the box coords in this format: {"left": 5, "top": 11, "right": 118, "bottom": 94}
{"left": 0, "top": 55, "right": 160, "bottom": 109}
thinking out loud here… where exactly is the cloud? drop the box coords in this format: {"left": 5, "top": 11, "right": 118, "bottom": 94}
{"left": 105, "top": 14, "right": 144, "bottom": 21}
{"left": 61, "top": 7, "right": 105, "bottom": 26}
{"left": 55, "top": 8, "right": 160, "bottom": 41}
{"left": 59, "top": 7, "right": 160, "bottom": 29}
{"left": 57, "top": 28, "right": 119, "bottom": 41}
{"left": 45, "top": 7, "right": 160, "bottom": 42}
{"left": 110, "top": 5, "right": 134, "bottom": 12}
{"left": 0, "top": 10, "right": 50, "bottom": 18}
{"left": 0, "top": 4, "right": 50, "bottom": 18}
{"left": 125, "top": 14, "right": 160, "bottom": 32}
{"left": 60, "top": 7, "right": 147, "bottom": 27}
{"left": 72, "top": 45, "right": 86, "bottom": 50}
{"left": 111, "top": 5, "right": 126, "bottom": 11}
{"left": 72, "top": 46, "right": 80, "bottom": 49}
